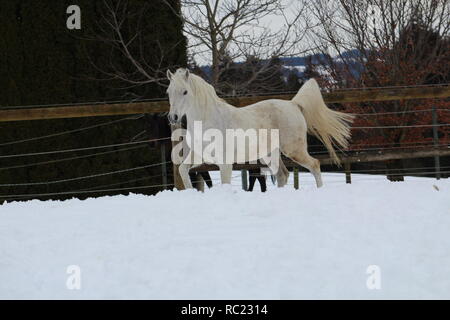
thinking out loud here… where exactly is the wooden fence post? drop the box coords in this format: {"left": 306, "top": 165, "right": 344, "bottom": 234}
{"left": 171, "top": 124, "right": 184, "bottom": 190}
{"left": 294, "top": 168, "right": 299, "bottom": 190}
{"left": 241, "top": 170, "right": 248, "bottom": 191}
{"left": 345, "top": 162, "right": 352, "bottom": 184}
{"left": 432, "top": 106, "right": 441, "bottom": 180}
{"left": 160, "top": 143, "right": 168, "bottom": 188}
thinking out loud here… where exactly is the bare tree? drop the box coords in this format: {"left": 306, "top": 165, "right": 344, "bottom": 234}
{"left": 306, "top": 0, "right": 450, "bottom": 88}
{"left": 84, "top": 0, "right": 186, "bottom": 94}
{"left": 305, "top": 0, "right": 450, "bottom": 180}
{"left": 164, "top": 0, "right": 313, "bottom": 94}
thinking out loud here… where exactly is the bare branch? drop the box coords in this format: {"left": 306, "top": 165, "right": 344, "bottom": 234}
{"left": 164, "top": 0, "right": 313, "bottom": 90}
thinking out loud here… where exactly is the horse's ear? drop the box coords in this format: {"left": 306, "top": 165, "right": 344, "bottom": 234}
{"left": 166, "top": 70, "right": 173, "bottom": 80}
{"left": 185, "top": 69, "right": 190, "bottom": 80}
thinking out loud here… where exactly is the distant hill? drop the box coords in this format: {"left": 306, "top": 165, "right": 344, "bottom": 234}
{"left": 280, "top": 50, "right": 363, "bottom": 79}
{"left": 199, "top": 49, "right": 364, "bottom": 82}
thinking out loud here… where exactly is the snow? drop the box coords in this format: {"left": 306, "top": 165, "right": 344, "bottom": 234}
{"left": 283, "top": 65, "right": 307, "bottom": 73}
{"left": 1, "top": 173, "right": 449, "bottom": 299}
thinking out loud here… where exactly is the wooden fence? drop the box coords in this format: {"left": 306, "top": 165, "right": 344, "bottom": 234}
{"left": 0, "top": 85, "right": 449, "bottom": 122}
{"left": 1, "top": 84, "right": 449, "bottom": 190}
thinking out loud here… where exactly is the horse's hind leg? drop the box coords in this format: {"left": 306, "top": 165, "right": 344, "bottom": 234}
{"left": 260, "top": 156, "right": 288, "bottom": 188}
{"left": 286, "top": 148, "right": 323, "bottom": 188}
{"left": 276, "top": 159, "right": 289, "bottom": 187}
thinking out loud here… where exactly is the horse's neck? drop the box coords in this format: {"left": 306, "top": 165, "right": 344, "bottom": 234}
{"left": 186, "top": 100, "right": 231, "bottom": 131}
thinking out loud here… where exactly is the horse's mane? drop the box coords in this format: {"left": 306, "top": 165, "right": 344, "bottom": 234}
{"left": 172, "top": 69, "right": 226, "bottom": 111}
{"left": 190, "top": 73, "right": 226, "bottom": 107}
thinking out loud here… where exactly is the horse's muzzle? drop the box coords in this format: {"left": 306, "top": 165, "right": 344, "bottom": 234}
{"left": 167, "top": 114, "right": 187, "bottom": 129}
{"left": 167, "top": 113, "right": 179, "bottom": 125}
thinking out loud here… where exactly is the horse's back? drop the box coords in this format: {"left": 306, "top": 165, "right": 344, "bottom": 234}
{"left": 240, "top": 99, "right": 294, "bottom": 111}
{"left": 232, "top": 99, "right": 305, "bottom": 129}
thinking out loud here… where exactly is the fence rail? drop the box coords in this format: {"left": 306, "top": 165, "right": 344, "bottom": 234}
{"left": 0, "top": 84, "right": 449, "bottom": 195}
{"left": 193, "top": 147, "right": 450, "bottom": 172}
{"left": 0, "top": 84, "right": 449, "bottom": 122}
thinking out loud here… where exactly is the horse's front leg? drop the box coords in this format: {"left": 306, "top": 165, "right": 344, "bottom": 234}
{"left": 179, "top": 152, "right": 194, "bottom": 189}
{"left": 218, "top": 164, "right": 233, "bottom": 185}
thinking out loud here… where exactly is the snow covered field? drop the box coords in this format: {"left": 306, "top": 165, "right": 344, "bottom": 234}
{"left": 1, "top": 173, "right": 449, "bottom": 299}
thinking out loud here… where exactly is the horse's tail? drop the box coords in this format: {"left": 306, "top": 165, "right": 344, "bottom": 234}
{"left": 292, "top": 79, "right": 354, "bottom": 165}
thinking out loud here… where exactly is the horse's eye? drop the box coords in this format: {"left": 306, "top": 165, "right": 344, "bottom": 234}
{"left": 183, "top": 90, "right": 188, "bottom": 95}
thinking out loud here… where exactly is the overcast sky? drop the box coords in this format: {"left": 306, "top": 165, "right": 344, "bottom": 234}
{"left": 183, "top": 0, "right": 305, "bottom": 66}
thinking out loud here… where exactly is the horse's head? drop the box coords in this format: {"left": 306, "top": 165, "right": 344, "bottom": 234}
{"left": 166, "top": 68, "right": 223, "bottom": 126}
{"left": 166, "top": 68, "right": 193, "bottom": 125}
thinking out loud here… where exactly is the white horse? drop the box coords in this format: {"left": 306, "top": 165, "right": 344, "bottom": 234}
{"left": 166, "top": 68, "right": 353, "bottom": 189}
